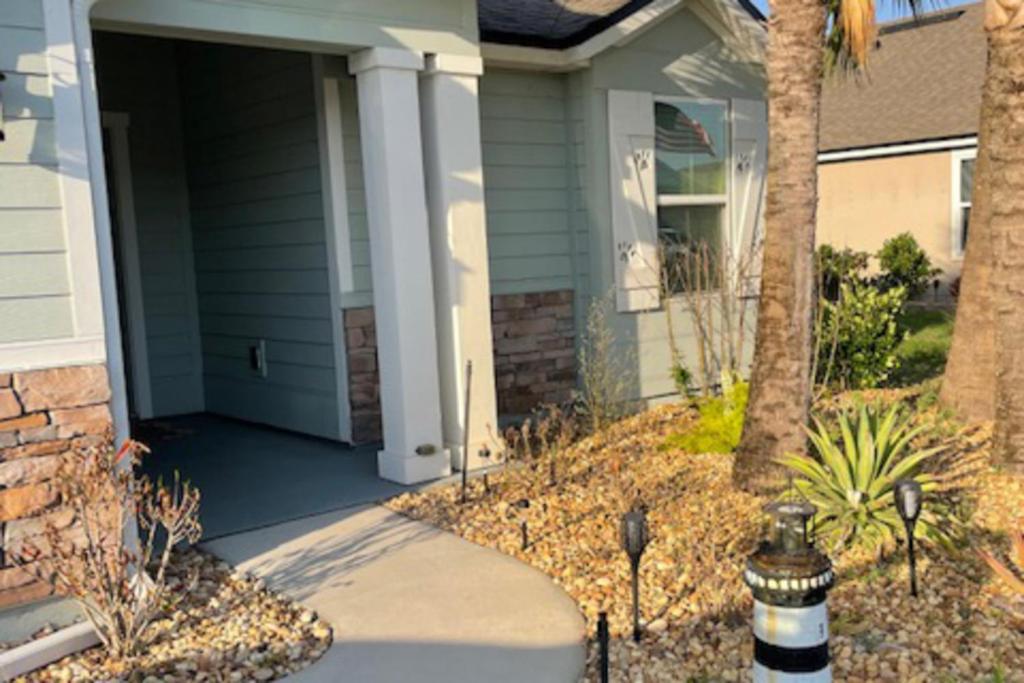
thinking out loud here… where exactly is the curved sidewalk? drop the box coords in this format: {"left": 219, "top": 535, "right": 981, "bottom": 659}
{"left": 202, "top": 504, "right": 586, "bottom": 683}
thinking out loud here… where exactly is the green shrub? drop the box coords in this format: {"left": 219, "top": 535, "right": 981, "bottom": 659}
{"left": 816, "top": 244, "right": 870, "bottom": 301}
{"left": 664, "top": 378, "right": 748, "bottom": 454}
{"left": 817, "top": 282, "right": 907, "bottom": 389}
{"left": 876, "top": 233, "right": 941, "bottom": 298}
{"left": 778, "top": 404, "right": 955, "bottom": 553}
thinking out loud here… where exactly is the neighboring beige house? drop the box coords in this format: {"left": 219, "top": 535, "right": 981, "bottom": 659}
{"left": 0, "top": 0, "right": 767, "bottom": 613}
{"left": 818, "top": 2, "right": 985, "bottom": 298}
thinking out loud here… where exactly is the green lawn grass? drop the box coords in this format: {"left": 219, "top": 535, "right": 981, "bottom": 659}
{"left": 890, "top": 307, "right": 955, "bottom": 386}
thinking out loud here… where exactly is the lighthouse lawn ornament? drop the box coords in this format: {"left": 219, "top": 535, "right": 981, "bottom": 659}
{"left": 744, "top": 501, "right": 835, "bottom": 682}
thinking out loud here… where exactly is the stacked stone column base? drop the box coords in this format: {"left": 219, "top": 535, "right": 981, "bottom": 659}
{"left": 0, "top": 365, "right": 112, "bottom": 609}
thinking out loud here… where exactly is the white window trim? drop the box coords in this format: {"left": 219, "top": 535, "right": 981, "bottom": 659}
{"left": 950, "top": 147, "right": 978, "bottom": 261}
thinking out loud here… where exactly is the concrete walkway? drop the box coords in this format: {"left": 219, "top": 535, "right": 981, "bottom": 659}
{"left": 202, "top": 505, "right": 586, "bottom": 683}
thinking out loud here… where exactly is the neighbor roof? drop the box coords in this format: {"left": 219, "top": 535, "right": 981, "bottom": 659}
{"left": 478, "top": 0, "right": 765, "bottom": 49}
{"left": 819, "top": 2, "right": 986, "bottom": 153}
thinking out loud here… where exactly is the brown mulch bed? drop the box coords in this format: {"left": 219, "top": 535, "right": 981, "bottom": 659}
{"left": 386, "top": 397, "right": 1024, "bottom": 682}
{"left": 17, "top": 549, "right": 332, "bottom": 682}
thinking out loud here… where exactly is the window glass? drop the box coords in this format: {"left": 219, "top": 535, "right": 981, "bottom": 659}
{"left": 957, "top": 157, "right": 975, "bottom": 255}
{"left": 658, "top": 205, "right": 724, "bottom": 291}
{"left": 655, "top": 101, "right": 727, "bottom": 195}
{"left": 960, "top": 158, "right": 975, "bottom": 200}
{"left": 961, "top": 206, "right": 971, "bottom": 251}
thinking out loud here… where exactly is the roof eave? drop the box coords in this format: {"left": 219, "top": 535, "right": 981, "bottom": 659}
{"left": 481, "top": 0, "right": 766, "bottom": 72}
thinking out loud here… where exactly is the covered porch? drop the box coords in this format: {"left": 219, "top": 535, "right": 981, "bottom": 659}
{"left": 82, "top": 0, "right": 501, "bottom": 508}
{"left": 137, "top": 414, "right": 408, "bottom": 539}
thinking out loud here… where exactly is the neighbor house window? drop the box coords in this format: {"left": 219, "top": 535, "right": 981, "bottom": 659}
{"left": 654, "top": 98, "right": 729, "bottom": 291}
{"left": 952, "top": 148, "right": 977, "bottom": 258}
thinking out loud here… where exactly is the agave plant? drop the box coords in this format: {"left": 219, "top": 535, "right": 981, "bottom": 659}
{"left": 778, "top": 404, "right": 952, "bottom": 553}
{"left": 980, "top": 529, "right": 1024, "bottom": 599}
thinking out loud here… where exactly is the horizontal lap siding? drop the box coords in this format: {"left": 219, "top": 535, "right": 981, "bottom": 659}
{"left": 0, "top": 2, "right": 73, "bottom": 343}
{"left": 481, "top": 70, "right": 575, "bottom": 296}
{"left": 567, "top": 71, "right": 590, "bottom": 337}
{"left": 94, "top": 33, "right": 204, "bottom": 416}
{"left": 180, "top": 43, "right": 340, "bottom": 439}
{"left": 337, "top": 74, "right": 373, "bottom": 309}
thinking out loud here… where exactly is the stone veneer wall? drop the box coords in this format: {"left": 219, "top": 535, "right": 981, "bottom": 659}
{"left": 344, "top": 308, "right": 382, "bottom": 444}
{"left": 342, "top": 290, "right": 577, "bottom": 443}
{"left": 491, "top": 290, "right": 576, "bottom": 415}
{"left": 0, "top": 365, "right": 112, "bottom": 608}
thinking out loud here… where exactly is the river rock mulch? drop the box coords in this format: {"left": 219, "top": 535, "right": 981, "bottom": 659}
{"left": 386, "top": 400, "right": 1024, "bottom": 682}
{"left": 16, "top": 549, "right": 332, "bottom": 682}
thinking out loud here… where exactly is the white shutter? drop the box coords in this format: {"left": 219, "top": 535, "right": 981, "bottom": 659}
{"left": 608, "top": 90, "right": 659, "bottom": 312}
{"left": 731, "top": 98, "right": 767, "bottom": 292}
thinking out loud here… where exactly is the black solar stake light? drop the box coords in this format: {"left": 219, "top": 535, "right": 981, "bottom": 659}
{"left": 515, "top": 498, "right": 530, "bottom": 551}
{"left": 893, "top": 479, "right": 924, "bottom": 597}
{"left": 459, "top": 360, "right": 474, "bottom": 505}
{"left": 597, "top": 611, "right": 610, "bottom": 683}
{"left": 620, "top": 505, "right": 650, "bottom": 643}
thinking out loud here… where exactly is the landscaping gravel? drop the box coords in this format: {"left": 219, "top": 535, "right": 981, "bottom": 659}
{"left": 387, "top": 400, "right": 1024, "bottom": 682}
{"left": 16, "top": 549, "right": 331, "bottom": 682}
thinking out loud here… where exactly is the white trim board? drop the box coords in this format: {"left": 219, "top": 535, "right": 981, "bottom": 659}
{"left": 100, "top": 111, "right": 154, "bottom": 420}
{"left": 70, "top": 0, "right": 131, "bottom": 443}
{"left": 312, "top": 55, "right": 354, "bottom": 443}
{"left": 950, "top": 147, "right": 977, "bottom": 261}
{"left": 818, "top": 136, "right": 978, "bottom": 163}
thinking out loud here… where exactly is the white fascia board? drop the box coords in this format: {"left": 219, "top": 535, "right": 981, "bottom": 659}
{"left": 480, "top": 43, "right": 583, "bottom": 71}
{"left": 818, "top": 135, "right": 979, "bottom": 163}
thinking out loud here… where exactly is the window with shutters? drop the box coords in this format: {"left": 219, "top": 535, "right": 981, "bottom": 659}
{"left": 654, "top": 98, "right": 729, "bottom": 292}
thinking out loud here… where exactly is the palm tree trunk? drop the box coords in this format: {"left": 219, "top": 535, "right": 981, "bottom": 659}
{"left": 940, "top": 31, "right": 1000, "bottom": 421}
{"left": 986, "top": 21, "right": 1024, "bottom": 470}
{"left": 733, "top": 0, "right": 826, "bottom": 492}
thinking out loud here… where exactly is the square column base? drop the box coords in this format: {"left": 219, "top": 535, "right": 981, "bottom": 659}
{"left": 377, "top": 448, "right": 452, "bottom": 485}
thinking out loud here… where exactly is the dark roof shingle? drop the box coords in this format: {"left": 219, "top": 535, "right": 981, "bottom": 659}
{"left": 819, "top": 2, "right": 986, "bottom": 152}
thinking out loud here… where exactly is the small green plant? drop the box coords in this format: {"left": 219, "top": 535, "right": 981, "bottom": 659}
{"left": 816, "top": 282, "right": 908, "bottom": 389}
{"left": 876, "top": 232, "right": 941, "bottom": 298}
{"left": 664, "top": 377, "right": 748, "bottom": 454}
{"left": 778, "top": 404, "right": 954, "bottom": 553}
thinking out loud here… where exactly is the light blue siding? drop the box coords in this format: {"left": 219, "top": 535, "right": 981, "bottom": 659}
{"left": 336, "top": 73, "right": 373, "bottom": 309}
{"left": 480, "top": 69, "right": 577, "bottom": 295}
{"left": 0, "top": 2, "right": 73, "bottom": 343}
{"left": 179, "top": 42, "right": 340, "bottom": 440}
{"left": 94, "top": 32, "right": 204, "bottom": 416}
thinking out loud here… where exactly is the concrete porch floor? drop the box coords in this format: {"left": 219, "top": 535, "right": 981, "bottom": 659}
{"left": 138, "top": 414, "right": 411, "bottom": 539}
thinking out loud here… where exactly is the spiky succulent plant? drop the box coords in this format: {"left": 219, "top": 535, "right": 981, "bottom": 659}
{"left": 779, "top": 404, "right": 954, "bottom": 553}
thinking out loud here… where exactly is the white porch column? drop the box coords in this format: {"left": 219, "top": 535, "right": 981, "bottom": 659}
{"left": 349, "top": 48, "right": 449, "bottom": 484}
{"left": 419, "top": 55, "right": 500, "bottom": 471}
